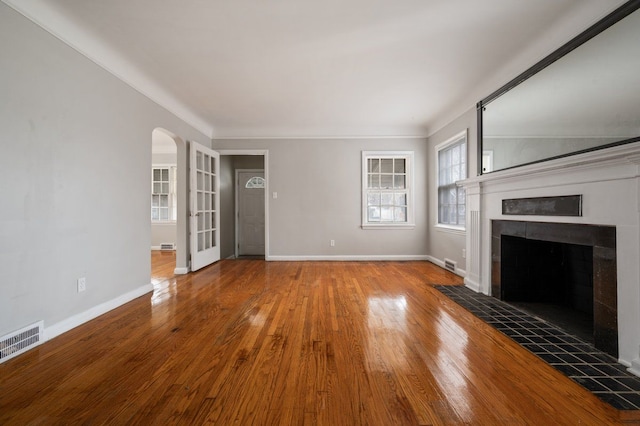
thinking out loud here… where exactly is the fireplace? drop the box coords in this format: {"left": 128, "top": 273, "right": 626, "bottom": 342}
{"left": 491, "top": 220, "right": 617, "bottom": 357}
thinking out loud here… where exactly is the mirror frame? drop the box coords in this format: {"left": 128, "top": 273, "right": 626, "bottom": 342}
{"left": 477, "top": 0, "right": 640, "bottom": 175}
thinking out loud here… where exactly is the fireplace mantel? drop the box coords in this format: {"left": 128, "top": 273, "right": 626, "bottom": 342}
{"left": 458, "top": 141, "right": 640, "bottom": 373}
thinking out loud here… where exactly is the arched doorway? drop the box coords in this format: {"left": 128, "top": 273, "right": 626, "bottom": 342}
{"left": 151, "top": 128, "right": 189, "bottom": 275}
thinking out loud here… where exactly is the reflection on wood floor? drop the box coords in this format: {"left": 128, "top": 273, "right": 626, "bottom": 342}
{"left": 0, "top": 251, "right": 632, "bottom": 424}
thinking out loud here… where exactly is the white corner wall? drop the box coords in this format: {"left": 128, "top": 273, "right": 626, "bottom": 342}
{"left": 0, "top": 4, "right": 209, "bottom": 340}
{"left": 212, "top": 138, "right": 429, "bottom": 260}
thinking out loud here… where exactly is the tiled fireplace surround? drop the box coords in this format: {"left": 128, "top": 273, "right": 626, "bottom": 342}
{"left": 460, "top": 142, "right": 640, "bottom": 376}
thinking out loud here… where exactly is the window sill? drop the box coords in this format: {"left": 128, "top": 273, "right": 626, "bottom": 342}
{"left": 151, "top": 220, "right": 177, "bottom": 225}
{"left": 362, "top": 223, "right": 416, "bottom": 230}
{"left": 435, "top": 224, "right": 466, "bottom": 235}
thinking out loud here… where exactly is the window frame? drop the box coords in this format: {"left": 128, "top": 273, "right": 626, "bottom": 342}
{"left": 151, "top": 164, "right": 177, "bottom": 223}
{"left": 361, "top": 151, "right": 415, "bottom": 230}
{"left": 435, "top": 130, "right": 467, "bottom": 233}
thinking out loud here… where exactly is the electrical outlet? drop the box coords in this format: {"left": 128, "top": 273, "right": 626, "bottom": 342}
{"left": 330, "top": 239, "right": 335, "bottom": 247}
{"left": 77, "top": 277, "right": 86, "bottom": 292}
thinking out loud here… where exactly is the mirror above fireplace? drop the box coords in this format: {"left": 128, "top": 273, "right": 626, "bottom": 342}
{"left": 478, "top": 1, "right": 640, "bottom": 174}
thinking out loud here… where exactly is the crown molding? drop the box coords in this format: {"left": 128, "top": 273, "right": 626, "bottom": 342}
{"left": 3, "top": 0, "right": 214, "bottom": 138}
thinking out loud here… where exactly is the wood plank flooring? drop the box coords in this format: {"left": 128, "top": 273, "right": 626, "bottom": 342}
{"left": 0, "top": 252, "right": 632, "bottom": 425}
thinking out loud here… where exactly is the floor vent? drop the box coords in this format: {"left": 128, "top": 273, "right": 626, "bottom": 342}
{"left": 0, "top": 321, "right": 44, "bottom": 363}
{"left": 160, "top": 243, "right": 175, "bottom": 251}
{"left": 444, "top": 258, "right": 456, "bottom": 273}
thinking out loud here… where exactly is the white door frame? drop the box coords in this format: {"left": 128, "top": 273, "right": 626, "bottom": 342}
{"left": 217, "top": 149, "right": 270, "bottom": 260}
{"left": 235, "top": 169, "right": 265, "bottom": 258}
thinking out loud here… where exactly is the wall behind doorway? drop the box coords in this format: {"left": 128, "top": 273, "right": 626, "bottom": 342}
{"left": 220, "top": 155, "right": 265, "bottom": 258}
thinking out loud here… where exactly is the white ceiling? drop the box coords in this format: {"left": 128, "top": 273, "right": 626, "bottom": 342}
{"left": 4, "top": 0, "right": 627, "bottom": 138}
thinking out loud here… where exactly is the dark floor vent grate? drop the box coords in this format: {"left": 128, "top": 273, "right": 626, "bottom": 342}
{"left": 0, "top": 321, "right": 44, "bottom": 363}
{"left": 444, "top": 258, "right": 456, "bottom": 273}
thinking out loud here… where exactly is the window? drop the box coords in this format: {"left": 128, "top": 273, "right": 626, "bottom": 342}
{"left": 245, "top": 176, "right": 265, "bottom": 189}
{"left": 151, "top": 166, "right": 177, "bottom": 221}
{"left": 362, "top": 151, "right": 414, "bottom": 229}
{"left": 437, "top": 131, "right": 467, "bottom": 229}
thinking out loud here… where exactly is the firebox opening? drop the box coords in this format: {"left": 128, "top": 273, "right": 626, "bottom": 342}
{"left": 501, "top": 235, "right": 594, "bottom": 343}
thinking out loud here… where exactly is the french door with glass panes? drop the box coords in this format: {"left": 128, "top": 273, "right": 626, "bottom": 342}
{"left": 190, "top": 142, "right": 220, "bottom": 271}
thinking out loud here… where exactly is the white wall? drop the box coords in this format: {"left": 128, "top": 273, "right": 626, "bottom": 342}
{"left": 426, "top": 107, "right": 477, "bottom": 273}
{"left": 213, "top": 138, "right": 429, "bottom": 259}
{"left": 0, "top": 4, "right": 208, "bottom": 339}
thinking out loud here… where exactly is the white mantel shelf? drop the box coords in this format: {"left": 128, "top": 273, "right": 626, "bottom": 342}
{"left": 459, "top": 141, "right": 640, "bottom": 190}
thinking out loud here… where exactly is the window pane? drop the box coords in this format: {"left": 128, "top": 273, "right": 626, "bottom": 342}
{"left": 160, "top": 208, "right": 169, "bottom": 220}
{"left": 152, "top": 195, "right": 159, "bottom": 207}
{"left": 394, "top": 159, "right": 405, "bottom": 173}
{"left": 380, "top": 207, "right": 393, "bottom": 221}
{"left": 451, "top": 144, "right": 460, "bottom": 162}
{"left": 395, "top": 193, "right": 407, "bottom": 206}
{"left": 153, "top": 169, "right": 161, "bottom": 181}
{"left": 369, "top": 158, "right": 380, "bottom": 173}
{"left": 197, "top": 171, "right": 204, "bottom": 190}
{"left": 449, "top": 206, "right": 457, "bottom": 224}
{"left": 196, "top": 152, "right": 203, "bottom": 171}
{"left": 381, "top": 175, "right": 393, "bottom": 189}
{"left": 394, "top": 175, "right": 405, "bottom": 189}
{"left": 153, "top": 182, "right": 161, "bottom": 193}
{"left": 159, "top": 195, "right": 168, "bottom": 207}
{"left": 367, "top": 192, "right": 380, "bottom": 206}
{"left": 394, "top": 207, "right": 407, "bottom": 222}
{"left": 381, "top": 193, "right": 393, "bottom": 205}
{"left": 161, "top": 169, "right": 169, "bottom": 181}
{"left": 458, "top": 188, "right": 466, "bottom": 204}
{"left": 368, "top": 206, "right": 380, "bottom": 221}
{"left": 368, "top": 174, "right": 379, "bottom": 189}
{"left": 449, "top": 187, "right": 457, "bottom": 204}
{"left": 151, "top": 208, "right": 159, "bottom": 221}
{"left": 451, "top": 165, "right": 460, "bottom": 182}
{"left": 161, "top": 182, "right": 169, "bottom": 194}
{"left": 380, "top": 159, "right": 393, "bottom": 173}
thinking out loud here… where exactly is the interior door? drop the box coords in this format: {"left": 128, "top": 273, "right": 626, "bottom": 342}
{"left": 190, "top": 142, "right": 220, "bottom": 271}
{"left": 237, "top": 170, "right": 265, "bottom": 256}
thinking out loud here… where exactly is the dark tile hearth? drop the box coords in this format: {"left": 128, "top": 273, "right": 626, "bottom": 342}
{"left": 435, "top": 285, "right": 640, "bottom": 411}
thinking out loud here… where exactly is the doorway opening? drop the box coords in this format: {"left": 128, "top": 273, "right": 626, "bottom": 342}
{"left": 218, "top": 153, "right": 267, "bottom": 259}
{"left": 151, "top": 128, "right": 189, "bottom": 277}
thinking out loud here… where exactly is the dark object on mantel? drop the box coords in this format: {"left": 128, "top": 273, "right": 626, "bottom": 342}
{"left": 502, "top": 195, "right": 582, "bottom": 216}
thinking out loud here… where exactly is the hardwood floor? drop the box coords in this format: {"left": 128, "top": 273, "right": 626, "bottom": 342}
{"left": 0, "top": 252, "right": 634, "bottom": 425}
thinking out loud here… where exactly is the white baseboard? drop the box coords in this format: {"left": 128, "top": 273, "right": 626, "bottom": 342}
{"left": 426, "top": 256, "right": 466, "bottom": 278}
{"left": 628, "top": 358, "right": 640, "bottom": 378}
{"left": 44, "top": 283, "right": 153, "bottom": 341}
{"left": 174, "top": 267, "right": 190, "bottom": 275}
{"left": 267, "top": 255, "right": 430, "bottom": 262}
{"left": 464, "top": 277, "right": 481, "bottom": 292}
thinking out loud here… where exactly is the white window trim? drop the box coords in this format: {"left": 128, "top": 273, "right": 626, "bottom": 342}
{"left": 435, "top": 130, "right": 467, "bottom": 233}
{"left": 361, "top": 151, "right": 415, "bottom": 230}
{"left": 151, "top": 164, "right": 177, "bottom": 223}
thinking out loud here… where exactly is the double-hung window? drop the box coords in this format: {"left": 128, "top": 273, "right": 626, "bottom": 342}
{"left": 362, "top": 151, "right": 414, "bottom": 229}
{"left": 437, "top": 131, "right": 467, "bottom": 229}
{"left": 151, "top": 166, "right": 177, "bottom": 221}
